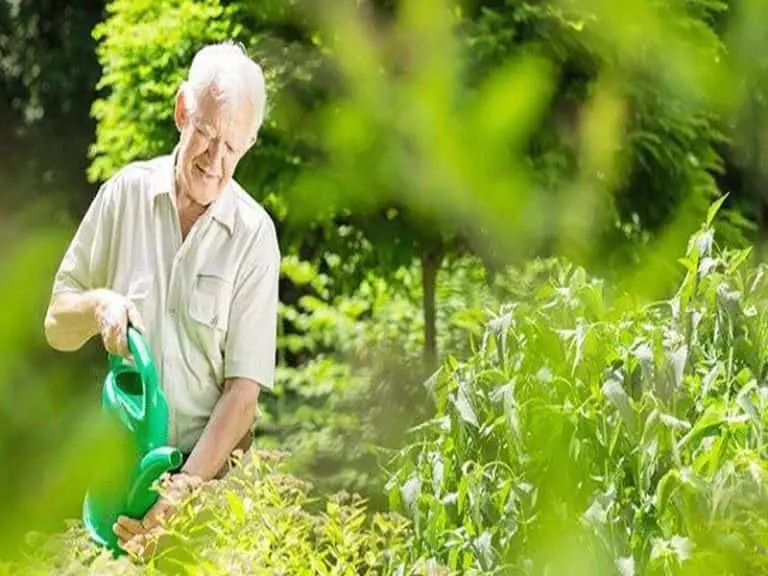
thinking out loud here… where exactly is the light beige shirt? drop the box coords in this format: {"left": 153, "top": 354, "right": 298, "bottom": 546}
{"left": 51, "top": 151, "right": 280, "bottom": 453}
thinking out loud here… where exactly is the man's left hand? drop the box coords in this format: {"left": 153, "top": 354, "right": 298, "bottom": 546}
{"left": 113, "top": 472, "right": 202, "bottom": 559}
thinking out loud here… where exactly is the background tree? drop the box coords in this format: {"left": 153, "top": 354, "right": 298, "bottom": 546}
{"left": 0, "top": 0, "right": 105, "bottom": 216}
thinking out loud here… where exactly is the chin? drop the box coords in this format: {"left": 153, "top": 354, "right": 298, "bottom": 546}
{"left": 191, "top": 182, "right": 221, "bottom": 205}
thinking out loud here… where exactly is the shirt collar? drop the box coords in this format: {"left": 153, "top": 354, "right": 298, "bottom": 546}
{"left": 150, "top": 147, "right": 236, "bottom": 236}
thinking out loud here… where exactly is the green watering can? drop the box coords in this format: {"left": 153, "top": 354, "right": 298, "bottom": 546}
{"left": 82, "top": 326, "right": 183, "bottom": 554}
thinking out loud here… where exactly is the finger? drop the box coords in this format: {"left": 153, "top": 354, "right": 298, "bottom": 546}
{"left": 117, "top": 317, "right": 131, "bottom": 359}
{"left": 119, "top": 534, "right": 148, "bottom": 557}
{"left": 102, "top": 323, "right": 121, "bottom": 356}
{"left": 127, "top": 302, "right": 147, "bottom": 334}
{"left": 144, "top": 501, "right": 171, "bottom": 528}
{"left": 117, "top": 515, "right": 144, "bottom": 534}
{"left": 99, "top": 304, "right": 122, "bottom": 349}
{"left": 109, "top": 327, "right": 127, "bottom": 358}
{"left": 113, "top": 520, "right": 141, "bottom": 541}
{"left": 106, "top": 321, "right": 130, "bottom": 360}
{"left": 113, "top": 523, "right": 134, "bottom": 543}
{"left": 96, "top": 312, "right": 115, "bottom": 355}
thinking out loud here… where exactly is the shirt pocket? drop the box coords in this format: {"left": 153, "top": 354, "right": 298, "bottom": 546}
{"left": 187, "top": 269, "right": 232, "bottom": 387}
{"left": 188, "top": 271, "right": 232, "bottom": 332}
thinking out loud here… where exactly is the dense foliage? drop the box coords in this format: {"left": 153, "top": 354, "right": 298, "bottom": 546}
{"left": 79, "top": 0, "right": 768, "bottom": 507}
{"left": 386, "top": 203, "right": 768, "bottom": 574}
{"left": 2, "top": 450, "right": 416, "bottom": 575}
{"left": 6, "top": 204, "right": 768, "bottom": 574}
{"left": 5, "top": 0, "right": 768, "bottom": 574}
{"left": 270, "top": 253, "right": 505, "bottom": 503}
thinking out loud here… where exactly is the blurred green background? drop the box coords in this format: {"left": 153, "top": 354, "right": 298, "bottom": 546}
{"left": 3, "top": 0, "right": 768, "bottom": 573}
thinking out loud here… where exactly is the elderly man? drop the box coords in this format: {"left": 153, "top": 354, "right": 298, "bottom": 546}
{"left": 43, "top": 42, "right": 279, "bottom": 552}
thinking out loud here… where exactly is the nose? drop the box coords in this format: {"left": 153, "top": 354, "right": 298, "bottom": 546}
{"left": 208, "top": 139, "right": 226, "bottom": 170}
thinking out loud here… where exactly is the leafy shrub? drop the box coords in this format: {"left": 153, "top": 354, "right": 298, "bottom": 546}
{"left": 6, "top": 207, "right": 762, "bottom": 576}
{"left": 267, "top": 242, "right": 650, "bottom": 506}
{"left": 3, "top": 450, "right": 417, "bottom": 575}
{"left": 385, "top": 202, "right": 768, "bottom": 575}
{"left": 265, "top": 254, "right": 504, "bottom": 504}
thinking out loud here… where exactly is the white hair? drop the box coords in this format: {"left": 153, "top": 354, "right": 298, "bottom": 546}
{"left": 182, "top": 41, "right": 267, "bottom": 142}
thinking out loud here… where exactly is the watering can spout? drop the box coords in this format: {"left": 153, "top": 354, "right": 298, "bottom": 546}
{"left": 125, "top": 447, "right": 184, "bottom": 517}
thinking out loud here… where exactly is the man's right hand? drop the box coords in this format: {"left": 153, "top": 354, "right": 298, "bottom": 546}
{"left": 44, "top": 289, "right": 146, "bottom": 357}
{"left": 92, "top": 289, "right": 147, "bottom": 359}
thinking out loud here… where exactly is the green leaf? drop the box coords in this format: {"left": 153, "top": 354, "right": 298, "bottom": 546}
{"left": 655, "top": 468, "right": 680, "bottom": 515}
{"left": 602, "top": 376, "right": 636, "bottom": 430}
{"left": 727, "top": 247, "right": 753, "bottom": 275}
{"left": 451, "top": 387, "right": 479, "bottom": 428}
{"left": 678, "top": 405, "right": 726, "bottom": 450}
{"left": 225, "top": 490, "right": 245, "bottom": 522}
{"left": 706, "top": 193, "right": 728, "bottom": 227}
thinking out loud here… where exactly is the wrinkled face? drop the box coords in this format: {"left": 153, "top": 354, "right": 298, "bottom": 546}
{"left": 174, "top": 86, "right": 255, "bottom": 206}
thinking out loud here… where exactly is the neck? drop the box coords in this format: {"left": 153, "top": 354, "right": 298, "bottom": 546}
{"left": 174, "top": 171, "right": 210, "bottom": 212}
{"left": 177, "top": 187, "right": 209, "bottom": 214}
{"left": 174, "top": 182, "right": 209, "bottom": 245}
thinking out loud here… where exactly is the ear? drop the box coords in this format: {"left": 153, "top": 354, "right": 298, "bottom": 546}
{"left": 174, "top": 86, "right": 188, "bottom": 132}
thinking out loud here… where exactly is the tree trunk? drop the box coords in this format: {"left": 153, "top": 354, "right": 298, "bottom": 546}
{"left": 421, "top": 245, "right": 444, "bottom": 372}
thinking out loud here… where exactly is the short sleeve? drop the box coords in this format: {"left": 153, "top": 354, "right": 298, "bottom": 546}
{"left": 224, "top": 222, "right": 281, "bottom": 390}
{"left": 52, "top": 179, "right": 116, "bottom": 295}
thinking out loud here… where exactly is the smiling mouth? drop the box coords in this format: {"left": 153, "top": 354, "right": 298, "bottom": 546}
{"left": 195, "top": 165, "right": 219, "bottom": 179}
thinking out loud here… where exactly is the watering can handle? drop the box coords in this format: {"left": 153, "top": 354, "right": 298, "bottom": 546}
{"left": 106, "top": 325, "right": 159, "bottom": 422}
{"left": 107, "top": 325, "right": 155, "bottom": 377}
{"left": 126, "top": 326, "right": 154, "bottom": 373}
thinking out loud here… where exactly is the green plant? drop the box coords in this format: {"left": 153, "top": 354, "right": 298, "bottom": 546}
{"left": 385, "top": 203, "right": 768, "bottom": 575}
{"left": 265, "top": 254, "right": 502, "bottom": 504}
{"left": 4, "top": 450, "right": 419, "bottom": 575}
